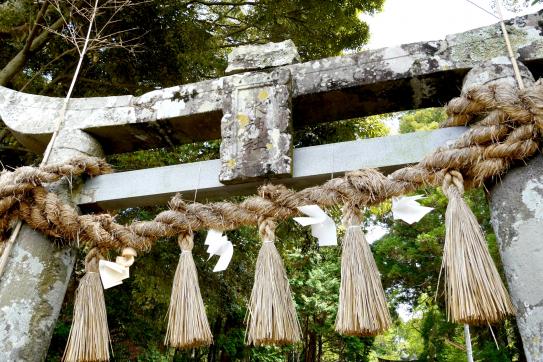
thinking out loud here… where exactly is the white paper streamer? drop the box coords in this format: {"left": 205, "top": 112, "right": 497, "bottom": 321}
{"left": 293, "top": 205, "right": 337, "bottom": 246}
{"left": 99, "top": 260, "right": 130, "bottom": 289}
{"left": 392, "top": 195, "right": 434, "bottom": 224}
{"left": 205, "top": 229, "right": 234, "bottom": 272}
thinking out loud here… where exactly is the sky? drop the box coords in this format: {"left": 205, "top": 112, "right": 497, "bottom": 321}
{"left": 359, "top": 0, "right": 543, "bottom": 50}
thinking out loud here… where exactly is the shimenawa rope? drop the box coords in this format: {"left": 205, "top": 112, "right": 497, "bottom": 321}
{"left": 0, "top": 81, "right": 541, "bottom": 355}
{"left": 1, "top": 82, "right": 540, "bottom": 253}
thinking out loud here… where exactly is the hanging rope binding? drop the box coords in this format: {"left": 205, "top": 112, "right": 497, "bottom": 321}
{"left": 165, "top": 232, "right": 213, "bottom": 348}
{"left": 335, "top": 204, "right": 391, "bottom": 336}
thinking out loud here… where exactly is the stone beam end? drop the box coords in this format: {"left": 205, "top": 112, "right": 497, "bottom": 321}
{"left": 225, "top": 39, "right": 300, "bottom": 75}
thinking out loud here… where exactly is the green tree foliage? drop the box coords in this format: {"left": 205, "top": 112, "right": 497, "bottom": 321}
{"left": 295, "top": 115, "right": 390, "bottom": 147}
{"left": 398, "top": 108, "right": 445, "bottom": 134}
{"left": 0, "top": 0, "right": 384, "bottom": 167}
{"left": 0, "top": 0, "right": 382, "bottom": 94}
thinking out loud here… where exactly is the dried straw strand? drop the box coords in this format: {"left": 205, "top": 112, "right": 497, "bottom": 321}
{"left": 165, "top": 233, "right": 213, "bottom": 348}
{"left": 245, "top": 218, "right": 301, "bottom": 346}
{"left": 335, "top": 206, "right": 391, "bottom": 336}
{"left": 442, "top": 171, "right": 515, "bottom": 324}
{"left": 63, "top": 249, "right": 110, "bottom": 362}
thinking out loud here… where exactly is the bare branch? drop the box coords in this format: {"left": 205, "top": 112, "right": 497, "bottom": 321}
{"left": 21, "top": 1, "right": 50, "bottom": 56}
{"left": 76, "top": 77, "right": 146, "bottom": 90}
{"left": 19, "top": 48, "right": 78, "bottom": 92}
{"left": 45, "top": 0, "right": 147, "bottom": 56}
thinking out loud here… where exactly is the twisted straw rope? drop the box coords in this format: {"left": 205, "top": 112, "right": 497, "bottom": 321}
{"left": 0, "top": 81, "right": 542, "bottom": 254}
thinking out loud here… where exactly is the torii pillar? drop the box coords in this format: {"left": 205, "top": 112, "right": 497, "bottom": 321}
{"left": 491, "top": 155, "right": 543, "bottom": 361}
{"left": 462, "top": 58, "right": 543, "bottom": 360}
{"left": 490, "top": 158, "right": 543, "bottom": 358}
{"left": 0, "top": 130, "right": 104, "bottom": 360}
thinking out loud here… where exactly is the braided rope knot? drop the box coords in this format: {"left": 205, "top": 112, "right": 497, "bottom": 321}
{"left": 258, "top": 217, "right": 276, "bottom": 243}
{"left": 178, "top": 232, "right": 194, "bottom": 252}
{"left": 341, "top": 203, "right": 362, "bottom": 227}
{"left": 84, "top": 248, "right": 104, "bottom": 273}
{"left": 442, "top": 171, "right": 465, "bottom": 199}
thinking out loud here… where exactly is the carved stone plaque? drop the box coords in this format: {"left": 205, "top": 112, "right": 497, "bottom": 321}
{"left": 219, "top": 68, "right": 293, "bottom": 184}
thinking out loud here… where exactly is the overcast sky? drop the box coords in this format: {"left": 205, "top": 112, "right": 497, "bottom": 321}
{"left": 360, "top": 0, "right": 543, "bottom": 50}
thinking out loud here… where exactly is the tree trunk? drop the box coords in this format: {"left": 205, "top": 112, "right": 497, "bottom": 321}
{"left": 317, "top": 334, "right": 322, "bottom": 362}
{"left": 305, "top": 329, "right": 317, "bottom": 362}
{"left": 0, "top": 16, "right": 64, "bottom": 87}
{"left": 207, "top": 317, "right": 223, "bottom": 362}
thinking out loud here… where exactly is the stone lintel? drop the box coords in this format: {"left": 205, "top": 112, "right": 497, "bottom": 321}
{"left": 77, "top": 127, "right": 467, "bottom": 210}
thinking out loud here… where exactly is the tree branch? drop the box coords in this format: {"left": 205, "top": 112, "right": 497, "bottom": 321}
{"left": 444, "top": 338, "right": 467, "bottom": 351}
{"left": 76, "top": 77, "right": 146, "bottom": 91}
{"left": 0, "top": 15, "right": 64, "bottom": 87}
{"left": 189, "top": 0, "right": 256, "bottom": 6}
{"left": 0, "top": 145, "right": 30, "bottom": 153}
{"left": 38, "top": 60, "right": 78, "bottom": 95}
{"left": 0, "top": 129, "right": 8, "bottom": 144}
{"left": 21, "top": 1, "right": 50, "bottom": 57}
{"left": 19, "top": 47, "right": 78, "bottom": 92}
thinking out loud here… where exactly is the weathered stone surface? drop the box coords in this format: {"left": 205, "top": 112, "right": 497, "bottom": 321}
{"left": 288, "top": 12, "right": 543, "bottom": 125}
{"left": 225, "top": 39, "right": 300, "bottom": 75}
{"left": 489, "top": 155, "right": 543, "bottom": 362}
{"left": 220, "top": 69, "right": 293, "bottom": 183}
{"left": 0, "top": 129, "right": 104, "bottom": 361}
{"left": 77, "top": 127, "right": 467, "bottom": 210}
{"left": 1, "top": 11, "right": 543, "bottom": 154}
{"left": 462, "top": 57, "right": 535, "bottom": 89}
{"left": 48, "top": 128, "right": 106, "bottom": 162}
{"left": 0, "top": 226, "right": 74, "bottom": 361}
{"left": 0, "top": 79, "right": 224, "bottom": 153}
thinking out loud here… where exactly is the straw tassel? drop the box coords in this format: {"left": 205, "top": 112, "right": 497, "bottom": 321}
{"left": 63, "top": 248, "right": 110, "bottom": 362}
{"left": 335, "top": 205, "right": 391, "bottom": 336}
{"left": 441, "top": 171, "right": 514, "bottom": 324}
{"left": 245, "top": 218, "right": 301, "bottom": 346}
{"left": 165, "top": 232, "right": 213, "bottom": 348}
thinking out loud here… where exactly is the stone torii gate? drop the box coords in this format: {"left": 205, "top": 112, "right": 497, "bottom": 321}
{"left": 1, "top": 11, "right": 543, "bottom": 361}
